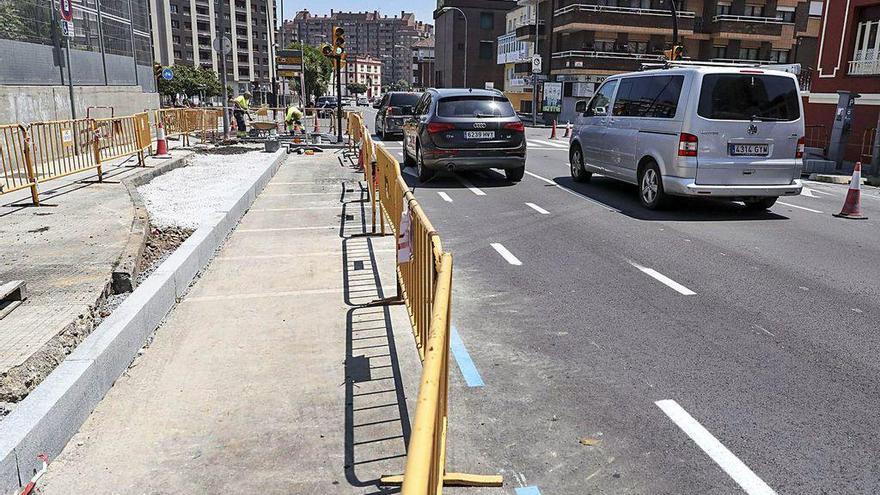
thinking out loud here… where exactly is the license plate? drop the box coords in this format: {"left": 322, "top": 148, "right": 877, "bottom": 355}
{"left": 465, "top": 131, "right": 495, "bottom": 139}
{"left": 729, "top": 143, "right": 769, "bottom": 156}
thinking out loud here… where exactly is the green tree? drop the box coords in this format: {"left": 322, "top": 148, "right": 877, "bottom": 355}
{"left": 156, "top": 64, "right": 222, "bottom": 99}
{"left": 346, "top": 82, "right": 368, "bottom": 95}
{"left": 287, "top": 44, "right": 334, "bottom": 104}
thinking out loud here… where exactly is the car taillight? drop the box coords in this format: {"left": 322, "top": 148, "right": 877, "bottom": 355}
{"left": 678, "top": 133, "right": 698, "bottom": 157}
{"left": 796, "top": 136, "right": 805, "bottom": 159}
{"left": 503, "top": 121, "right": 525, "bottom": 132}
{"left": 427, "top": 122, "right": 455, "bottom": 134}
{"left": 386, "top": 107, "right": 394, "bottom": 116}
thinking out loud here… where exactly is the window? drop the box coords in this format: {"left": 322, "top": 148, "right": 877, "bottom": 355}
{"left": 853, "top": 19, "right": 880, "bottom": 62}
{"left": 593, "top": 39, "right": 616, "bottom": 52}
{"left": 744, "top": 4, "right": 764, "bottom": 17}
{"left": 697, "top": 74, "right": 800, "bottom": 121}
{"left": 769, "top": 49, "right": 790, "bottom": 63}
{"left": 480, "top": 12, "right": 494, "bottom": 30}
{"left": 173, "top": 35, "right": 181, "bottom": 44}
{"left": 712, "top": 46, "right": 727, "bottom": 59}
{"left": 479, "top": 41, "right": 494, "bottom": 60}
{"left": 437, "top": 96, "right": 515, "bottom": 117}
{"left": 627, "top": 41, "right": 648, "bottom": 54}
{"left": 613, "top": 76, "right": 684, "bottom": 118}
{"left": 776, "top": 7, "right": 795, "bottom": 22}
{"left": 739, "top": 47, "right": 760, "bottom": 61}
{"left": 716, "top": 2, "right": 731, "bottom": 16}
{"left": 171, "top": 19, "right": 180, "bottom": 28}
{"left": 174, "top": 50, "right": 182, "bottom": 58}
{"left": 586, "top": 80, "right": 618, "bottom": 116}
{"left": 170, "top": 4, "right": 178, "bottom": 13}
{"left": 809, "top": 1, "right": 823, "bottom": 16}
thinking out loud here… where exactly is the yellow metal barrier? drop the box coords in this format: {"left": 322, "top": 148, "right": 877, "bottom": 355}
{"left": 0, "top": 124, "right": 39, "bottom": 204}
{"left": 344, "top": 112, "right": 502, "bottom": 493}
{"left": 94, "top": 113, "right": 149, "bottom": 165}
{"left": 28, "top": 118, "right": 101, "bottom": 182}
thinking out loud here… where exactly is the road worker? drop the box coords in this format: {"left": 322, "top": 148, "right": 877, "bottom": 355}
{"left": 284, "top": 105, "right": 305, "bottom": 135}
{"left": 232, "top": 91, "right": 252, "bottom": 137}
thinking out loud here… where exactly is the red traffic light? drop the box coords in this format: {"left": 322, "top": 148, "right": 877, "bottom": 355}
{"left": 321, "top": 44, "right": 333, "bottom": 57}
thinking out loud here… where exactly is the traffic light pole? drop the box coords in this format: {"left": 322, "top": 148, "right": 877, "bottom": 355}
{"left": 335, "top": 55, "right": 343, "bottom": 144}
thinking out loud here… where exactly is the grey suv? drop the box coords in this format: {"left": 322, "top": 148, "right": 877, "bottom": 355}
{"left": 570, "top": 65, "right": 804, "bottom": 210}
{"left": 374, "top": 92, "right": 422, "bottom": 139}
{"left": 401, "top": 88, "right": 526, "bottom": 182}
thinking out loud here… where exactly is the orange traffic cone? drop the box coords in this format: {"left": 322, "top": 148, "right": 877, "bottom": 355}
{"left": 549, "top": 119, "right": 557, "bottom": 139}
{"left": 833, "top": 162, "right": 868, "bottom": 220}
{"left": 154, "top": 121, "right": 171, "bottom": 158}
{"left": 563, "top": 122, "right": 571, "bottom": 138}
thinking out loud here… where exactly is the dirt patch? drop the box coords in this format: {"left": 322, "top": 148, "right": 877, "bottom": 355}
{"left": 195, "top": 145, "right": 255, "bottom": 156}
{"left": 0, "top": 225, "right": 192, "bottom": 416}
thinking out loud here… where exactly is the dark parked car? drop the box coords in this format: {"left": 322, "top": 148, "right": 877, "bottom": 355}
{"left": 401, "top": 88, "right": 526, "bottom": 182}
{"left": 315, "top": 96, "right": 337, "bottom": 117}
{"left": 374, "top": 91, "right": 422, "bottom": 139}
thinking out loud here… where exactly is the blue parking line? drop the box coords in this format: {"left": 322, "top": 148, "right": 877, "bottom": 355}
{"left": 515, "top": 487, "right": 542, "bottom": 495}
{"left": 450, "top": 326, "right": 484, "bottom": 387}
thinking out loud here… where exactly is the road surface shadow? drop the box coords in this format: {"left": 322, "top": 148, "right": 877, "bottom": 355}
{"left": 340, "top": 185, "right": 409, "bottom": 494}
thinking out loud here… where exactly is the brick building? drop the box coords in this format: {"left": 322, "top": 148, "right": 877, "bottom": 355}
{"left": 283, "top": 10, "right": 433, "bottom": 87}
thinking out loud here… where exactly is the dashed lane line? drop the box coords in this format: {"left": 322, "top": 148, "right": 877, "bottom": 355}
{"left": 525, "top": 202, "right": 550, "bottom": 214}
{"left": 457, "top": 176, "right": 487, "bottom": 196}
{"left": 628, "top": 260, "right": 696, "bottom": 296}
{"left": 491, "top": 243, "right": 522, "bottom": 266}
{"left": 438, "top": 192, "right": 453, "bottom": 202}
{"left": 524, "top": 170, "right": 620, "bottom": 213}
{"left": 656, "top": 400, "right": 777, "bottom": 495}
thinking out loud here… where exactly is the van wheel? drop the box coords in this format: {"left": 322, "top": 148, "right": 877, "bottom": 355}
{"left": 416, "top": 144, "right": 434, "bottom": 182}
{"left": 744, "top": 197, "right": 777, "bottom": 210}
{"left": 639, "top": 162, "right": 668, "bottom": 210}
{"left": 570, "top": 144, "right": 591, "bottom": 183}
{"left": 506, "top": 165, "right": 525, "bottom": 182}
{"left": 403, "top": 141, "right": 415, "bottom": 166}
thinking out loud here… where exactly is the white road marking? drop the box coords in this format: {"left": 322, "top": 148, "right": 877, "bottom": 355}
{"left": 524, "top": 171, "right": 620, "bottom": 212}
{"left": 490, "top": 243, "right": 522, "bottom": 266}
{"left": 655, "top": 400, "right": 777, "bottom": 495}
{"left": 438, "top": 192, "right": 453, "bottom": 202}
{"left": 628, "top": 260, "right": 696, "bottom": 296}
{"left": 530, "top": 139, "right": 568, "bottom": 148}
{"left": 457, "top": 176, "right": 487, "bottom": 196}
{"left": 776, "top": 201, "right": 823, "bottom": 214}
{"left": 525, "top": 202, "right": 549, "bottom": 214}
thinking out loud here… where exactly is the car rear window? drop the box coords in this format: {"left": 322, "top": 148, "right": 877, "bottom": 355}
{"left": 697, "top": 74, "right": 800, "bottom": 121}
{"left": 437, "top": 96, "right": 516, "bottom": 117}
{"left": 389, "top": 93, "right": 421, "bottom": 107}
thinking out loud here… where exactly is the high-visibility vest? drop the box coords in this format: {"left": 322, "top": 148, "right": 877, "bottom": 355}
{"left": 233, "top": 95, "right": 249, "bottom": 110}
{"left": 286, "top": 106, "right": 303, "bottom": 122}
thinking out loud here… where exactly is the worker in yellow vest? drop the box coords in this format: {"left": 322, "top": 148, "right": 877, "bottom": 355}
{"left": 284, "top": 105, "right": 304, "bottom": 135}
{"left": 232, "top": 91, "right": 251, "bottom": 137}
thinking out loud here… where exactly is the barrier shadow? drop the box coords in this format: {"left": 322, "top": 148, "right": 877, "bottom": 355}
{"left": 341, "top": 185, "right": 409, "bottom": 494}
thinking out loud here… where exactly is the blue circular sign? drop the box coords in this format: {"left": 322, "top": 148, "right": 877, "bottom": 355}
{"left": 162, "top": 68, "right": 173, "bottom": 81}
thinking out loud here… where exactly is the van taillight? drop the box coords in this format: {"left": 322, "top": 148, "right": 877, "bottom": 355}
{"left": 678, "top": 133, "right": 698, "bottom": 157}
{"left": 427, "top": 122, "right": 455, "bottom": 134}
{"left": 796, "top": 136, "right": 805, "bottom": 159}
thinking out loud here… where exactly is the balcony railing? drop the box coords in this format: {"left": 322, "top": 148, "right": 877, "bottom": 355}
{"left": 555, "top": 4, "right": 695, "bottom": 18}
{"left": 552, "top": 50, "right": 664, "bottom": 71}
{"left": 711, "top": 14, "right": 790, "bottom": 24}
{"left": 554, "top": 4, "right": 695, "bottom": 33}
{"left": 849, "top": 59, "right": 880, "bottom": 76}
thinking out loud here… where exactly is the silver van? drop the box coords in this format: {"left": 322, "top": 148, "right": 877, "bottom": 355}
{"left": 569, "top": 65, "right": 804, "bottom": 210}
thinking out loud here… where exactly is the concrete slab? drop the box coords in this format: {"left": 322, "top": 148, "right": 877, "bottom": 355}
{"left": 809, "top": 173, "right": 860, "bottom": 185}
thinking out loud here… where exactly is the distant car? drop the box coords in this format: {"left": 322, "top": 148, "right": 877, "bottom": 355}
{"left": 341, "top": 96, "right": 355, "bottom": 107}
{"left": 569, "top": 65, "right": 804, "bottom": 210}
{"left": 315, "top": 96, "right": 337, "bottom": 117}
{"left": 374, "top": 91, "right": 422, "bottom": 139}
{"left": 357, "top": 96, "right": 369, "bottom": 106}
{"left": 401, "top": 88, "right": 526, "bottom": 182}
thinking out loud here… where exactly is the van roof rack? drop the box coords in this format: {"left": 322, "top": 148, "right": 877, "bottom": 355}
{"left": 639, "top": 60, "right": 801, "bottom": 74}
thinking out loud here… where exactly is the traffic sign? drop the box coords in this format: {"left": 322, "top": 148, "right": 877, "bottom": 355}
{"left": 162, "top": 68, "right": 173, "bottom": 81}
{"left": 59, "top": 0, "right": 73, "bottom": 21}
{"left": 532, "top": 54, "right": 542, "bottom": 74}
{"left": 212, "top": 36, "right": 231, "bottom": 55}
{"left": 60, "top": 20, "right": 74, "bottom": 38}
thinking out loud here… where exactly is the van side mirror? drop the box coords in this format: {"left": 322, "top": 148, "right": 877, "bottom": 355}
{"left": 574, "top": 100, "right": 587, "bottom": 113}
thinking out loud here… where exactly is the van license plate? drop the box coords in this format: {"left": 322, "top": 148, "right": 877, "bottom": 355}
{"left": 465, "top": 131, "right": 495, "bottom": 139}
{"left": 729, "top": 144, "right": 769, "bottom": 156}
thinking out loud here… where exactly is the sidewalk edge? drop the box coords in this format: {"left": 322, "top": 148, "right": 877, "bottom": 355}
{"left": 0, "top": 149, "right": 286, "bottom": 495}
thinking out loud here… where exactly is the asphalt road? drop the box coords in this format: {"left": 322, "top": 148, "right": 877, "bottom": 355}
{"left": 358, "top": 106, "right": 880, "bottom": 495}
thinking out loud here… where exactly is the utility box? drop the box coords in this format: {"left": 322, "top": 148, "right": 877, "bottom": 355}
{"left": 827, "top": 91, "right": 860, "bottom": 169}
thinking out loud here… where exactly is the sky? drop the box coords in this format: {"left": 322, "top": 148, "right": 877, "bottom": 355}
{"left": 278, "top": 0, "right": 437, "bottom": 28}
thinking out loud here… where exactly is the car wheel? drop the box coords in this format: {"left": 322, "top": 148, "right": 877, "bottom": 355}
{"left": 416, "top": 144, "right": 434, "bottom": 182}
{"left": 403, "top": 139, "right": 415, "bottom": 166}
{"left": 744, "top": 197, "right": 777, "bottom": 210}
{"left": 639, "top": 162, "right": 668, "bottom": 210}
{"left": 570, "top": 144, "right": 591, "bottom": 183}
{"left": 506, "top": 165, "right": 525, "bottom": 182}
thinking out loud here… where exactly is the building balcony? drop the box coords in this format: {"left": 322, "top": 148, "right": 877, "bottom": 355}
{"left": 849, "top": 59, "right": 880, "bottom": 76}
{"left": 514, "top": 21, "right": 545, "bottom": 42}
{"left": 553, "top": 4, "right": 695, "bottom": 35}
{"left": 709, "top": 15, "right": 787, "bottom": 38}
{"left": 195, "top": 13, "right": 210, "bottom": 22}
{"left": 551, "top": 50, "right": 665, "bottom": 72}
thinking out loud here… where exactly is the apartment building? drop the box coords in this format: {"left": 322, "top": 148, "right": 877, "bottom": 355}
{"left": 497, "top": 4, "right": 537, "bottom": 111}
{"left": 411, "top": 37, "right": 436, "bottom": 89}
{"left": 283, "top": 10, "right": 433, "bottom": 87}
{"left": 338, "top": 56, "right": 383, "bottom": 98}
{"left": 525, "top": 0, "right": 823, "bottom": 122}
{"left": 804, "top": 0, "right": 879, "bottom": 167}
{"left": 150, "top": 0, "right": 277, "bottom": 99}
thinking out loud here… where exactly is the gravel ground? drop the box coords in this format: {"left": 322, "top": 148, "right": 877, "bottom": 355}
{"left": 138, "top": 146, "right": 274, "bottom": 230}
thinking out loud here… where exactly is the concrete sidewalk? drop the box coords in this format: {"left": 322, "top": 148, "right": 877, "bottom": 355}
{"left": 35, "top": 150, "right": 422, "bottom": 493}
{"left": 0, "top": 139, "right": 193, "bottom": 398}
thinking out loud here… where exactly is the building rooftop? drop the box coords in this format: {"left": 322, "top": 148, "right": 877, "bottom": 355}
{"left": 412, "top": 37, "right": 435, "bottom": 48}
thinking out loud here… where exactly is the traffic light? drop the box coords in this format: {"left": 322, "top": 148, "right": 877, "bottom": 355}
{"left": 332, "top": 26, "right": 345, "bottom": 56}
{"left": 664, "top": 45, "right": 684, "bottom": 61}
{"left": 321, "top": 44, "right": 333, "bottom": 57}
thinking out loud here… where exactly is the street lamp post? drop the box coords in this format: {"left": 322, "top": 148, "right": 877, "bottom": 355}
{"left": 439, "top": 7, "right": 467, "bottom": 88}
